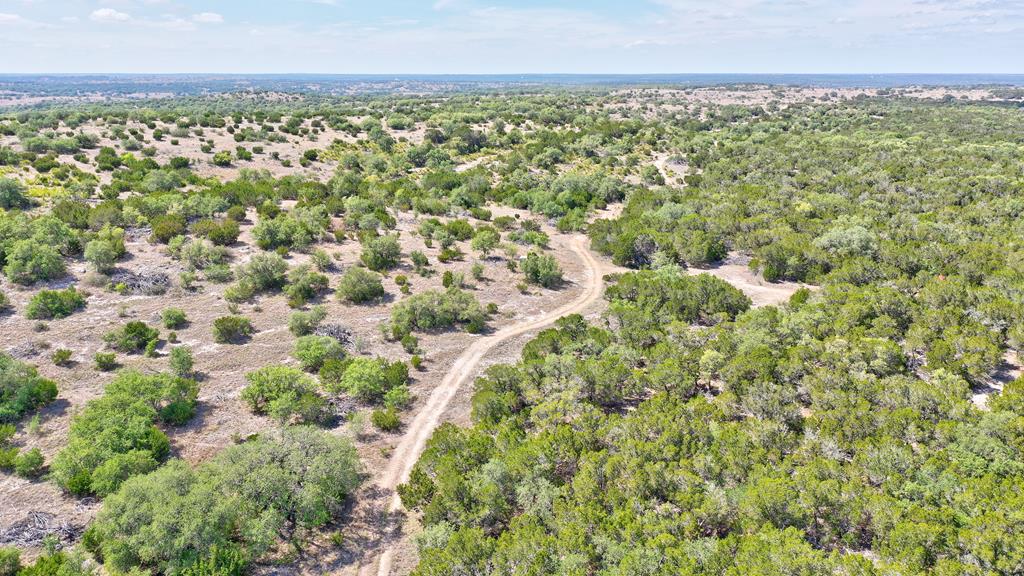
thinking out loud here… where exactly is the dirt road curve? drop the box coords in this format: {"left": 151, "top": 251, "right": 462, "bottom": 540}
{"left": 359, "top": 235, "right": 607, "bottom": 576}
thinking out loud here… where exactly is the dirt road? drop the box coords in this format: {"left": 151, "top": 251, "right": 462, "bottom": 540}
{"left": 357, "top": 235, "right": 608, "bottom": 576}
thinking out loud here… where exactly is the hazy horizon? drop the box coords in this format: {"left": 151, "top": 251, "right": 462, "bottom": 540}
{"left": 2, "top": 0, "right": 1023, "bottom": 74}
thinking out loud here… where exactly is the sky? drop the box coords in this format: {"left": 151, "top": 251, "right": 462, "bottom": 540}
{"left": 0, "top": 0, "right": 1022, "bottom": 74}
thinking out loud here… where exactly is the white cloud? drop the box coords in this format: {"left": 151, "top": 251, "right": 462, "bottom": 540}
{"left": 192, "top": 12, "right": 224, "bottom": 23}
{"left": 90, "top": 8, "right": 131, "bottom": 23}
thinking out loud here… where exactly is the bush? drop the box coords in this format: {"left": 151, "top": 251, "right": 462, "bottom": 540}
{"left": 4, "top": 240, "right": 66, "bottom": 285}
{"left": 234, "top": 252, "right": 288, "bottom": 293}
{"left": 213, "top": 316, "right": 253, "bottom": 344}
{"left": 51, "top": 370, "right": 197, "bottom": 495}
{"left": 0, "top": 353, "right": 58, "bottom": 424}
{"left": 521, "top": 251, "right": 563, "bottom": 288}
{"left": 169, "top": 346, "right": 194, "bottom": 378}
{"left": 88, "top": 427, "right": 360, "bottom": 575}
{"left": 0, "top": 177, "right": 29, "bottom": 210}
{"left": 193, "top": 218, "right": 240, "bottom": 246}
{"left": 336, "top": 267, "right": 385, "bottom": 303}
{"left": 294, "top": 335, "right": 345, "bottom": 372}
{"left": 150, "top": 214, "right": 187, "bottom": 244}
{"left": 338, "top": 357, "right": 408, "bottom": 403}
{"left": 241, "top": 365, "right": 329, "bottom": 424}
{"left": 386, "top": 288, "right": 487, "bottom": 339}
{"left": 84, "top": 239, "right": 118, "bottom": 273}
{"left": 104, "top": 321, "right": 159, "bottom": 353}
{"left": 0, "top": 547, "right": 19, "bottom": 576}
{"left": 94, "top": 352, "right": 118, "bottom": 371}
{"left": 0, "top": 290, "right": 8, "bottom": 313}
{"left": 25, "top": 287, "right": 86, "bottom": 320}
{"left": 360, "top": 234, "right": 401, "bottom": 271}
{"left": 52, "top": 348, "right": 73, "bottom": 366}
{"left": 162, "top": 308, "right": 188, "bottom": 329}
{"left": 289, "top": 306, "right": 327, "bottom": 336}
{"left": 14, "top": 447, "right": 45, "bottom": 478}
{"left": 285, "top": 265, "right": 329, "bottom": 308}
{"left": 371, "top": 407, "right": 401, "bottom": 431}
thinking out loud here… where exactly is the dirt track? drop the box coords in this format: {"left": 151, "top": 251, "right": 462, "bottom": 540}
{"left": 357, "top": 235, "right": 608, "bottom": 576}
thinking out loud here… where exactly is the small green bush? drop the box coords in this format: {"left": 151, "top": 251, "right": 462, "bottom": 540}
{"left": 14, "top": 447, "right": 45, "bottom": 478}
{"left": 4, "top": 240, "right": 66, "bottom": 285}
{"left": 0, "top": 546, "right": 19, "bottom": 576}
{"left": 94, "top": 352, "right": 118, "bottom": 371}
{"left": 288, "top": 306, "right": 327, "bottom": 336}
{"left": 25, "top": 287, "right": 86, "bottom": 320}
{"left": 336, "top": 267, "right": 385, "bottom": 303}
{"left": 521, "top": 251, "right": 563, "bottom": 288}
{"left": 162, "top": 308, "right": 188, "bottom": 329}
{"left": 150, "top": 214, "right": 187, "bottom": 244}
{"left": 294, "top": 335, "right": 345, "bottom": 372}
{"left": 241, "top": 365, "right": 329, "bottom": 424}
{"left": 0, "top": 353, "right": 58, "bottom": 424}
{"left": 51, "top": 348, "right": 73, "bottom": 366}
{"left": 213, "top": 316, "right": 254, "bottom": 344}
{"left": 104, "top": 321, "right": 159, "bottom": 353}
{"left": 169, "top": 346, "right": 193, "bottom": 378}
{"left": 371, "top": 407, "right": 401, "bottom": 432}
{"left": 360, "top": 234, "right": 401, "bottom": 271}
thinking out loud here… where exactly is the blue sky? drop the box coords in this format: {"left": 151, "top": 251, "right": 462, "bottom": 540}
{"left": 0, "top": 0, "right": 1022, "bottom": 73}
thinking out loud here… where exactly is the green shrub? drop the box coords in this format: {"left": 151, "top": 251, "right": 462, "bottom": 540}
{"left": 149, "top": 214, "right": 187, "bottom": 244}
{"left": 386, "top": 288, "right": 487, "bottom": 339}
{"left": 285, "top": 265, "right": 329, "bottom": 308}
{"left": 84, "top": 239, "right": 118, "bottom": 273}
{"left": 383, "top": 385, "right": 412, "bottom": 409}
{"left": 0, "top": 353, "right": 58, "bottom": 424}
{"left": 360, "top": 234, "right": 401, "bottom": 271}
{"left": 88, "top": 427, "right": 359, "bottom": 575}
{"left": 371, "top": 407, "right": 401, "bottom": 432}
{"left": 213, "top": 316, "right": 253, "bottom": 344}
{"left": 14, "top": 447, "right": 45, "bottom": 478}
{"left": 234, "top": 252, "right": 288, "bottom": 293}
{"left": 241, "top": 365, "right": 329, "bottom": 424}
{"left": 169, "top": 346, "right": 194, "bottom": 378}
{"left": 0, "top": 290, "right": 9, "bottom": 313}
{"left": 337, "top": 267, "right": 385, "bottom": 303}
{"left": 0, "top": 546, "right": 19, "bottom": 576}
{"left": 94, "top": 352, "right": 118, "bottom": 372}
{"left": 4, "top": 240, "right": 66, "bottom": 285}
{"left": 338, "top": 357, "right": 408, "bottom": 403}
{"left": 162, "top": 308, "right": 188, "bottom": 329}
{"left": 0, "top": 177, "right": 29, "bottom": 210}
{"left": 294, "top": 335, "right": 345, "bottom": 372}
{"left": 51, "top": 348, "right": 73, "bottom": 366}
{"left": 288, "top": 306, "right": 327, "bottom": 336}
{"left": 521, "top": 251, "right": 563, "bottom": 288}
{"left": 104, "top": 321, "right": 159, "bottom": 353}
{"left": 51, "top": 370, "right": 197, "bottom": 495}
{"left": 25, "top": 287, "right": 86, "bottom": 320}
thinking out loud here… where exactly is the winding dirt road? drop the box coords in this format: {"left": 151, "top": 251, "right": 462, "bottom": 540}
{"left": 357, "top": 235, "right": 608, "bottom": 576}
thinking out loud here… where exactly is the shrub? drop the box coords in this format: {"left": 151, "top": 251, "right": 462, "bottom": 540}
{"left": 150, "top": 214, "right": 187, "bottom": 244}
{"left": 310, "top": 249, "right": 332, "bottom": 271}
{"left": 51, "top": 370, "right": 197, "bottom": 495}
{"left": 386, "top": 288, "right": 487, "bottom": 339}
{"left": 225, "top": 205, "right": 247, "bottom": 222}
{"left": 0, "top": 547, "right": 19, "bottom": 576}
{"left": 337, "top": 267, "right": 385, "bottom": 303}
{"left": 521, "top": 251, "right": 563, "bottom": 288}
{"left": 25, "top": 287, "right": 86, "bottom": 320}
{"left": 288, "top": 306, "right": 327, "bottom": 336}
{"left": 234, "top": 252, "right": 288, "bottom": 293}
{"left": 360, "top": 234, "right": 401, "bottom": 271}
{"left": 88, "top": 427, "right": 359, "bottom": 575}
{"left": 338, "top": 357, "right": 408, "bottom": 403}
{"left": 384, "top": 385, "right": 412, "bottom": 409}
{"left": 52, "top": 348, "right": 73, "bottom": 367}
{"left": 294, "top": 336, "right": 345, "bottom": 372}
{"left": 84, "top": 239, "right": 118, "bottom": 273}
{"left": 193, "top": 218, "right": 240, "bottom": 246}
{"left": 0, "top": 290, "right": 9, "bottom": 313}
{"left": 162, "top": 308, "right": 188, "bottom": 329}
{"left": 94, "top": 352, "right": 118, "bottom": 371}
{"left": 169, "top": 346, "right": 194, "bottom": 378}
{"left": 4, "top": 240, "right": 66, "bottom": 285}
{"left": 285, "top": 265, "right": 329, "bottom": 308}
{"left": 0, "top": 353, "right": 58, "bottom": 424}
{"left": 212, "top": 151, "right": 233, "bottom": 166}
{"left": 213, "top": 316, "right": 253, "bottom": 344}
{"left": 241, "top": 365, "right": 329, "bottom": 424}
{"left": 371, "top": 407, "right": 401, "bottom": 432}
{"left": 14, "top": 447, "right": 45, "bottom": 478}
{"left": 104, "top": 321, "right": 159, "bottom": 353}
{"left": 0, "top": 177, "right": 29, "bottom": 210}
